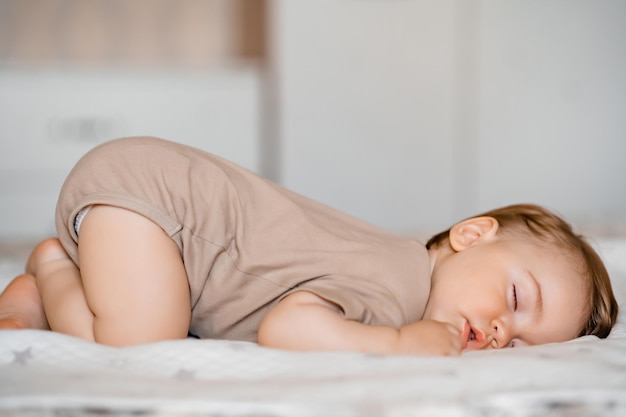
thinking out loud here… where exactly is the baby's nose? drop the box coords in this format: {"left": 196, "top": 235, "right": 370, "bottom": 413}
{"left": 490, "top": 318, "right": 511, "bottom": 348}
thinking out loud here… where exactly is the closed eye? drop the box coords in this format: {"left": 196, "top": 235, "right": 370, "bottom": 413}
{"left": 513, "top": 285, "right": 518, "bottom": 311}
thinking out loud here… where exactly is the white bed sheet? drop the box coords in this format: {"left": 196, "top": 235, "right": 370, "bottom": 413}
{"left": 1, "top": 238, "right": 625, "bottom": 417}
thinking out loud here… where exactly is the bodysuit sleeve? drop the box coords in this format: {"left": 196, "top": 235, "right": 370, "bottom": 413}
{"left": 282, "top": 275, "right": 409, "bottom": 328}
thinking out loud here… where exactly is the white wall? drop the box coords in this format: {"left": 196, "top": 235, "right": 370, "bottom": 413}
{"left": 1, "top": 1, "right": 625, "bottom": 240}
{"left": 474, "top": 1, "right": 626, "bottom": 227}
{"left": 270, "top": 0, "right": 626, "bottom": 235}
{"left": 272, "top": 0, "right": 458, "bottom": 235}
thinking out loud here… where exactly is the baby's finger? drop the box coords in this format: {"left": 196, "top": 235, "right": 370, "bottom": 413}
{"left": 444, "top": 322, "right": 461, "bottom": 337}
{"left": 444, "top": 340, "right": 462, "bottom": 356}
{"left": 442, "top": 323, "right": 462, "bottom": 354}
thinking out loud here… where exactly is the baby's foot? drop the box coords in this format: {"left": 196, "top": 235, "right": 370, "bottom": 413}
{"left": 1, "top": 238, "right": 72, "bottom": 331}
{"left": 0, "top": 273, "right": 49, "bottom": 330}
{"left": 26, "top": 238, "right": 73, "bottom": 278}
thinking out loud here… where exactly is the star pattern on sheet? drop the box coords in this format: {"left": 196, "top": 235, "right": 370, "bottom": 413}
{"left": 12, "top": 347, "right": 34, "bottom": 365}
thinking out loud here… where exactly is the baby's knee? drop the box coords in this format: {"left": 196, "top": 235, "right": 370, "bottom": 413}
{"left": 26, "top": 238, "right": 71, "bottom": 277}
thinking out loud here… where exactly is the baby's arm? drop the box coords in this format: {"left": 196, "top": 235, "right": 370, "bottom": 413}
{"left": 258, "top": 291, "right": 462, "bottom": 356}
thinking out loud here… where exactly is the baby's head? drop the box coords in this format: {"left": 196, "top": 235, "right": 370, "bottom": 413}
{"left": 424, "top": 203, "right": 618, "bottom": 349}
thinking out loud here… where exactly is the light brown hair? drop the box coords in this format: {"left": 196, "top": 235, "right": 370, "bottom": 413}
{"left": 426, "top": 203, "right": 618, "bottom": 338}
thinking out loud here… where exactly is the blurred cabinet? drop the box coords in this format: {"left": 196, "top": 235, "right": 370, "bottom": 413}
{"left": 0, "top": 0, "right": 265, "bottom": 68}
{"left": 0, "top": 68, "right": 262, "bottom": 238}
{"left": 0, "top": 0, "right": 265, "bottom": 238}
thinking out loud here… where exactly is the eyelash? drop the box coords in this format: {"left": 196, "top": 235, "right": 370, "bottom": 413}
{"left": 513, "top": 285, "right": 518, "bottom": 311}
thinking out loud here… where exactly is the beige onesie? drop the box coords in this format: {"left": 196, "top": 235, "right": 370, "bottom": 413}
{"left": 55, "top": 137, "right": 432, "bottom": 342}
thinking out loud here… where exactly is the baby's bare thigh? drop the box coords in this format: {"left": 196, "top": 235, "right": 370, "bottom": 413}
{"left": 77, "top": 205, "right": 191, "bottom": 346}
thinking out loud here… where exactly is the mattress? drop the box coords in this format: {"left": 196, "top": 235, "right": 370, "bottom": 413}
{"left": 1, "top": 238, "right": 625, "bottom": 417}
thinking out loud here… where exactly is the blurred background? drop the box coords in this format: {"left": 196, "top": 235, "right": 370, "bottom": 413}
{"left": 0, "top": 0, "right": 625, "bottom": 243}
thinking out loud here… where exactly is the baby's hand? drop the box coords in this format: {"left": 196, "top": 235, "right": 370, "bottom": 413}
{"left": 397, "top": 320, "right": 462, "bottom": 356}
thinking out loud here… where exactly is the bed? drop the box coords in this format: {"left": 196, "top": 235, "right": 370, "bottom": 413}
{"left": 1, "top": 237, "right": 625, "bottom": 417}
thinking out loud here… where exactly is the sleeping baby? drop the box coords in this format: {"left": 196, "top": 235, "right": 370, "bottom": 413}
{"left": 0, "top": 137, "right": 618, "bottom": 355}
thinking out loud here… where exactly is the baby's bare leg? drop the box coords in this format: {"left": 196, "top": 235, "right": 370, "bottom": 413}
{"left": 26, "top": 238, "right": 95, "bottom": 340}
{"left": 3, "top": 207, "right": 191, "bottom": 346}
{"left": 0, "top": 273, "right": 49, "bottom": 330}
{"left": 74, "top": 205, "right": 191, "bottom": 347}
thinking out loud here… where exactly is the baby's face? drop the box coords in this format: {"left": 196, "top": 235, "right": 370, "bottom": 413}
{"left": 423, "top": 238, "right": 587, "bottom": 350}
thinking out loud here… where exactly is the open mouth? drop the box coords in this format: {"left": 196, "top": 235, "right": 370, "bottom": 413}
{"left": 468, "top": 328, "right": 476, "bottom": 342}
{"left": 462, "top": 321, "right": 487, "bottom": 350}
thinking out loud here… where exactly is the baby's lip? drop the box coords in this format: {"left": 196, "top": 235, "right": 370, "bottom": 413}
{"left": 462, "top": 321, "right": 489, "bottom": 350}
{"left": 461, "top": 321, "right": 471, "bottom": 349}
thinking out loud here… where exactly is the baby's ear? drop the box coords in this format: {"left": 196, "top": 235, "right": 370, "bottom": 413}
{"left": 449, "top": 216, "right": 499, "bottom": 252}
